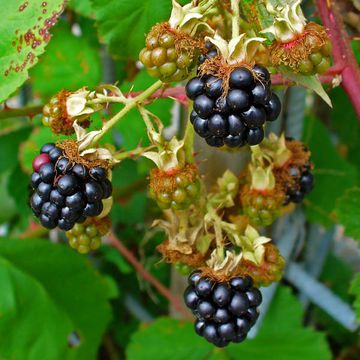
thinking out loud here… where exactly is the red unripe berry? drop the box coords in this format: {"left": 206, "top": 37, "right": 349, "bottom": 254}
{"left": 32, "top": 153, "right": 51, "bottom": 172}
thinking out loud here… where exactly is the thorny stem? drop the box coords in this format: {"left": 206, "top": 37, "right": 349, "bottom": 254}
{"left": 231, "top": 0, "right": 241, "bottom": 38}
{"left": 316, "top": 0, "right": 360, "bottom": 119}
{"left": 108, "top": 232, "right": 189, "bottom": 317}
{"left": 87, "top": 80, "right": 164, "bottom": 148}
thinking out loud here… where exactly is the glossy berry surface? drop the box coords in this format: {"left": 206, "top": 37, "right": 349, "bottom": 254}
{"left": 186, "top": 64, "right": 281, "bottom": 148}
{"left": 184, "top": 271, "right": 262, "bottom": 347}
{"left": 29, "top": 143, "right": 113, "bottom": 231}
{"left": 285, "top": 168, "right": 314, "bottom": 204}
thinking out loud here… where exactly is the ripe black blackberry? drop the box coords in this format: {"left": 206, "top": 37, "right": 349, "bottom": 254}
{"left": 186, "top": 65, "right": 281, "bottom": 148}
{"left": 184, "top": 271, "right": 262, "bottom": 347}
{"left": 29, "top": 143, "right": 112, "bottom": 231}
{"left": 284, "top": 166, "right": 314, "bottom": 204}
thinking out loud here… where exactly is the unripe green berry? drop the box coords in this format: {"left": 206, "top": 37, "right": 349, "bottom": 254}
{"left": 316, "top": 57, "right": 331, "bottom": 74}
{"left": 159, "top": 62, "right": 177, "bottom": 77}
{"left": 299, "top": 59, "right": 314, "bottom": 75}
{"left": 172, "top": 188, "right": 187, "bottom": 203}
{"left": 309, "top": 52, "right": 322, "bottom": 66}
{"left": 151, "top": 47, "right": 167, "bottom": 66}
{"left": 159, "top": 33, "right": 175, "bottom": 48}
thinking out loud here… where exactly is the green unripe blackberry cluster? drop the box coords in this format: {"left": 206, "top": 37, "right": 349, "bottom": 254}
{"left": 42, "top": 90, "right": 90, "bottom": 135}
{"left": 298, "top": 39, "right": 332, "bottom": 75}
{"left": 149, "top": 165, "right": 201, "bottom": 210}
{"left": 139, "top": 23, "right": 197, "bottom": 82}
{"left": 66, "top": 218, "right": 110, "bottom": 254}
{"left": 240, "top": 186, "right": 284, "bottom": 227}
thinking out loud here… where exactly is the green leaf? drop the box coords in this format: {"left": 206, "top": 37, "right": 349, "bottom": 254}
{"left": 0, "top": 126, "right": 32, "bottom": 173}
{"left": 280, "top": 67, "right": 332, "bottom": 107}
{"left": 329, "top": 87, "right": 360, "bottom": 174}
{"left": 30, "top": 20, "right": 101, "bottom": 98}
{"left": 226, "top": 287, "right": 331, "bottom": 360}
{"left": 126, "top": 287, "right": 331, "bottom": 360}
{"left": 0, "top": 238, "right": 112, "bottom": 360}
{"left": 0, "top": 1, "right": 66, "bottom": 102}
{"left": 335, "top": 187, "right": 360, "bottom": 241}
{"left": 303, "top": 116, "right": 358, "bottom": 227}
{"left": 101, "top": 246, "right": 133, "bottom": 274}
{"left": 68, "top": 0, "right": 95, "bottom": 18}
{"left": 126, "top": 317, "right": 215, "bottom": 360}
{"left": 92, "top": 0, "right": 172, "bottom": 58}
{"left": 0, "top": 172, "right": 17, "bottom": 224}
{"left": 8, "top": 164, "right": 31, "bottom": 222}
{"left": 116, "top": 70, "right": 172, "bottom": 150}
{"left": 350, "top": 273, "right": 360, "bottom": 322}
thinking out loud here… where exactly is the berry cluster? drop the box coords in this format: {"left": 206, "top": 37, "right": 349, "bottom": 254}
{"left": 186, "top": 65, "right": 281, "bottom": 148}
{"left": 42, "top": 91, "right": 90, "bottom": 135}
{"left": 67, "top": 222, "right": 104, "bottom": 254}
{"left": 139, "top": 26, "right": 194, "bottom": 82}
{"left": 298, "top": 41, "right": 332, "bottom": 76}
{"left": 30, "top": 143, "right": 112, "bottom": 231}
{"left": 184, "top": 271, "right": 262, "bottom": 347}
{"left": 149, "top": 166, "right": 201, "bottom": 210}
{"left": 242, "top": 190, "right": 282, "bottom": 226}
{"left": 284, "top": 166, "right": 314, "bottom": 204}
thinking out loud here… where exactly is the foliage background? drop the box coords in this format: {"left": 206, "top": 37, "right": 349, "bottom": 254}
{"left": 0, "top": 0, "right": 359, "bottom": 359}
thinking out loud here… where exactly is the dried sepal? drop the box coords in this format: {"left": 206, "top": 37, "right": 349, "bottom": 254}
{"left": 238, "top": 225, "right": 272, "bottom": 265}
{"left": 262, "top": 0, "right": 306, "bottom": 42}
{"left": 73, "top": 121, "right": 120, "bottom": 166}
{"left": 206, "top": 249, "right": 243, "bottom": 274}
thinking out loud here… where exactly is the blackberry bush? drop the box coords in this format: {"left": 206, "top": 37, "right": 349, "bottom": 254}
{"left": 30, "top": 142, "right": 113, "bottom": 231}
{"left": 186, "top": 65, "right": 281, "bottom": 148}
{"left": 184, "top": 271, "right": 262, "bottom": 347}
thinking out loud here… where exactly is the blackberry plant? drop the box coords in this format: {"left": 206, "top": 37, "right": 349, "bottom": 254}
{"left": 2, "top": 0, "right": 359, "bottom": 358}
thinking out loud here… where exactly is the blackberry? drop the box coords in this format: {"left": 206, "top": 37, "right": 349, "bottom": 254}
{"left": 139, "top": 23, "right": 197, "bottom": 82}
{"left": 184, "top": 271, "right": 262, "bottom": 347}
{"left": 29, "top": 143, "right": 113, "bottom": 231}
{"left": 149, "top": 164, "right": 201, "bottom": 210}
{"left": 186, "top": 65, "right": 281, "bottom": 148}
{"left": 285, "top": 168, "right": 314, "bottom": 204}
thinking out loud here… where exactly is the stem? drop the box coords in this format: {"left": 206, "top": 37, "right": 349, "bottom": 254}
{"left": 108, "top": 232, "right": 189, "bottom": 317}
{"left": 316, "top": 0, "right": 360, "bottom": 119}
{"left": 183, "top": 110, "right": 195, "bottom": 164}
{"left": 87, "top": 96, "right": 128, "bottom": 105}
{"left": 113, "top": 145, "right": 156, "bottom": 161}
{"left": 0, "top": 104, "right": 43, "bottom": 120}
{"left": 231, "top": 0, "right": 241, "bottom": 38}
{"left": 81, "top": 80, "right": 163, "bottom": 148}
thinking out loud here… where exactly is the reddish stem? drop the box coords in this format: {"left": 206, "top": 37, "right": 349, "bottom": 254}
{"left": 316, "top": 0, "right": 360, "bottom": 119}
{"left": 108, "top": 232, "right": 189, "bottom": 317}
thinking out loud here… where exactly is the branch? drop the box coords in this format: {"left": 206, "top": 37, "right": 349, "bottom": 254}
{"left": 316, "top": 0, "right": 360, "bottom": 119}
{"left": 108, "top": 232, "right": 189, "bottom": 317}
{"left": 0, "top": 104, "right": 43, "bottom": 120}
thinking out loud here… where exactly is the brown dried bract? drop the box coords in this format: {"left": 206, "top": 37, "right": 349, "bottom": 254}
{"left": 148, "top": 22, "right": 203, "bottom": 59}
{"left": 57, "top": 139, "right": 110, "bottom": 171}
{"left": 150, "top": 163, "right": 199, "bottom": 195}
{"left": 47, "top": 90, "right": 90, "bottom": 135}
{"left": 270, "top": 22, "right": 329, "bottom": 70}
{"left": 157, "top": 240, "right": 206, "bottom": 268}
